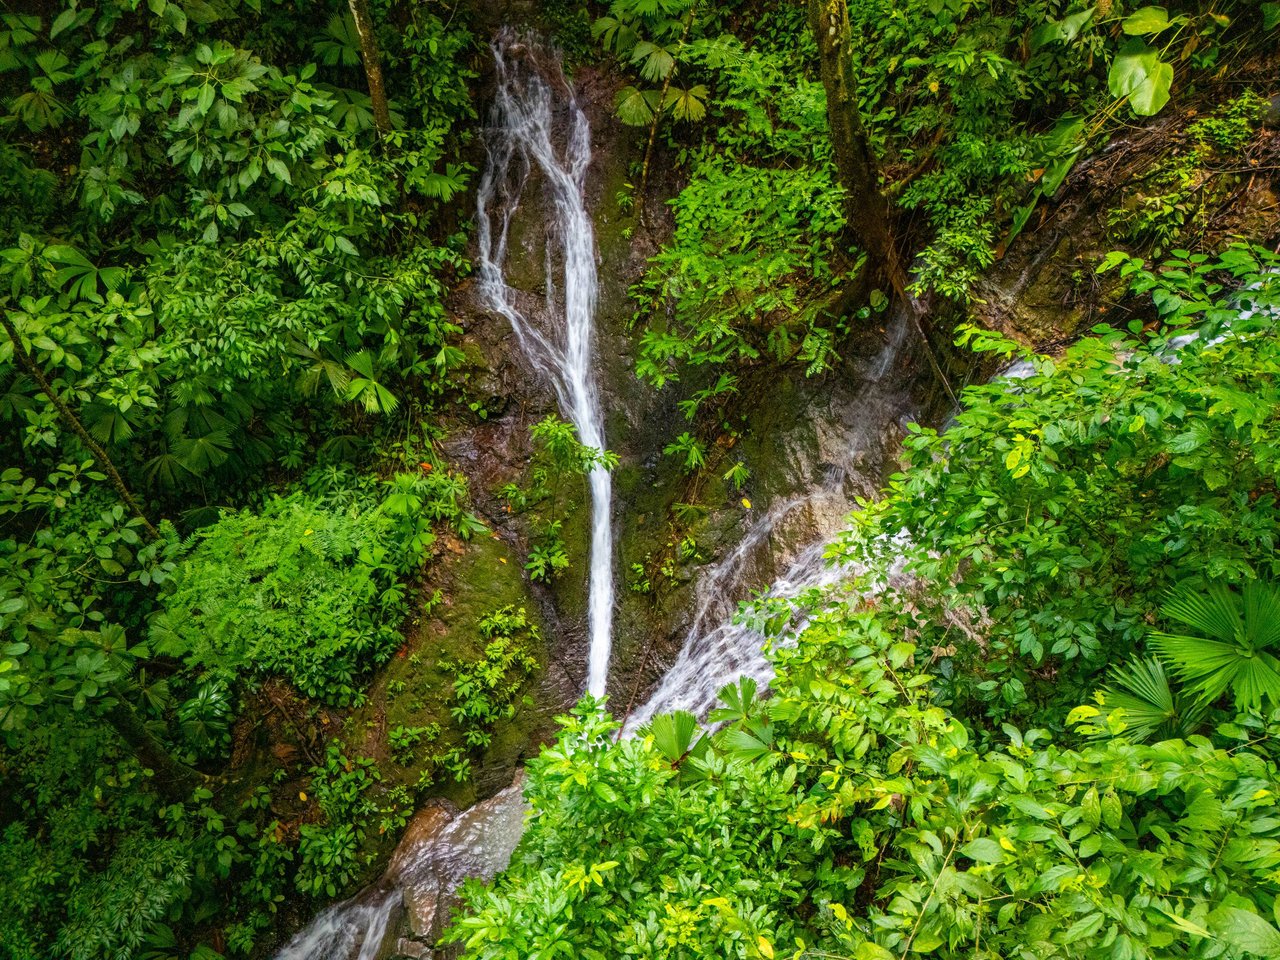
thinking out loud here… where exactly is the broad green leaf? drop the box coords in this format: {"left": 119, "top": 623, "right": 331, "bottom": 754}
{"left": 1122, "top": 6, "right": 1172, "bottom": 35}
{"left": 664, "top": 84, "right": 707, "bottom": 122}
{"left": 960, "top": 837, "right": 1004, "bottom": 862}
{"left": 1108, "top": 40, "right": 1173, "bottom": 116}
{"left": 1210, "top": 907, "right": 1280, "bottom": 956}
{"left": 615, "top": 86, "right": 661, "bottom": 126}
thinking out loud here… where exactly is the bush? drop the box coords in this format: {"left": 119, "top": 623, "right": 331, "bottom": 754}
{"left": 151, "top": 471, "right": 453, "bottom": 705}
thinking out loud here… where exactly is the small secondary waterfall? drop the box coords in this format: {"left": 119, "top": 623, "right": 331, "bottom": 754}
{"left": 625, "top": 310, "right": 914, "bottom": 730}
{"left": 475, "top": 35, "right": 615, "bottom": 698}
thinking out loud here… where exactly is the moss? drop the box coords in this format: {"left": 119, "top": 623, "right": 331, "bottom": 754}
{"left": 546, "top": 473, "right": 592, "bottom": 621}
{"left": 343, "top": 530, "right": 551, "bottom": 865}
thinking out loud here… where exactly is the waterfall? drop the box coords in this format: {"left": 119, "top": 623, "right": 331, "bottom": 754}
{"left": 475, "top": 34, "right": 615, "bottom": 698}
{"left": 272, "top": 38, "right": 924, "bottom": 960}
{"left": 624, "top": 305, "right": 916, "bottom": 730}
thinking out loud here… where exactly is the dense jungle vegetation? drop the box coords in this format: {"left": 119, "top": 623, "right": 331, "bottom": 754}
{"left": 1, "top": 0, "right": 1279, "bottom": 958}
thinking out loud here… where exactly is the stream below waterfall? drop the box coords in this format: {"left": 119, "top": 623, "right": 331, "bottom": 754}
{"left": 273, "top": 35, "right": 921, "bottom": 960}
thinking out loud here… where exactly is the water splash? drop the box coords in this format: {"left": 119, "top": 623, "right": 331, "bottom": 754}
{"left": 475, "top": 34, "right": 614, "bottom": 697}
{"left": 623, "top": 497, "right": 849, "bottom": 733}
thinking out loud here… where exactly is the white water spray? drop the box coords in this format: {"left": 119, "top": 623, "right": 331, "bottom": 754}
{"left": 475, "top": 35, "right": 614, "bottom": 698}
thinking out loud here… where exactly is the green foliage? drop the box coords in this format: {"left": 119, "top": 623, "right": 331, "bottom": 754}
{"left": 628, "top": 22, "right": 851, "bottom": 394}
{"left": 452, "top": 670, "right": 1280, "bottom": 960}
{"left": 831, "top": 244, "right": 1280, "bottom": 724}
{"left": 1107, "top": 91, "right": 1267, "bottom": 253}
{"left": 504, "top": 415, "right": 616, "bottom": 582}
{"left": 151, "top": 467, "right": 477, "bottom": 705}
{"left": 296, "top": 742, "right": 380, "bottom": 899}
{"left": 388, "top": 722, "right": 440, "bottom": 765}
{"left": 0, "top": 0, "right": 477, "bottom": 508}
{"left": 635, "top": 159, "right": 850, "bottom": 388}
{"left": 452, "top": 247, "right": 1280, "bottom": 959}
{"left": 594, "top": 0, "right": 703, "bottom": 128}
{"left": 662, "top": 431, "right": 707, "bottom": 473}
{"left": 441, "top": 606, "right": 539, "bottom": 751}
{"left": 526, "top": 523, "right": 570, "bottom": 584}
{"left": 1151, "top": 580, "right": 1280, "bottom": 711}
{"left": 0, "top": 460, "right": 173, "bottom": 731}
{"left": 1092, "top": 655, "right": 1208, "bottom": 741}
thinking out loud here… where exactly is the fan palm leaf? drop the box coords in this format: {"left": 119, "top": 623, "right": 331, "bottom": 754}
{"left": 647, "top": 710, "right": 700, "bottom": 766}
{"left": 1149, "top": 580, "right": 1280, "bottom": 711}
{"left": 1096, "top": 656, "right": 1208, "bottom": 741}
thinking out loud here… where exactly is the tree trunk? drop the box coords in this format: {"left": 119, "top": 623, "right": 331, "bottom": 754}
{"left": 105, "top": 691, "right": 207, "bottom": 801}
{"left": 638, "top": 6, "right": 699, "bottom": 219}
{"left": 1, "top": 309, "right": 160, "bottom": 540}
{"left": 808, "top": 0, "right": 910, "bottom": 303}
{"left": 348, "top": 0, "right": 392, "bottom": 134}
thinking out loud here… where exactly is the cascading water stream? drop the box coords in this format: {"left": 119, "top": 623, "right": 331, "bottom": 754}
{"left": 474, "top": 35, "right": 614, "bottom": 698}
{"left": 272, "top": 44, "right": 922, "bottom": 960}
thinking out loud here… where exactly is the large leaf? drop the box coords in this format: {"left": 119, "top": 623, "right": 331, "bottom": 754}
{"left": 615, "top": 86, "right": 662, "bottom": 127}
{"left": 1161, "top": 582, "right": 1241, "bottom": 644}
{"left": 1209, "top": 907, "right": 1280, "bottom": 956}
{"left": 1121, "top": 6, "right": 1173, "bottom": 35}
{"left": 709, "top": 676, "right": 758, "bottom": 724}
{"left": 1030, "top": 6, "right": 1096, "bottom": 49}
{"left": 648, "top": 710, "right": 699, "bottom": 765}
{"left": 664, "top": 84, "right": 707, "bottom": 122}
{"left": 1097, "top": 656, "right": 1208, "bottom": 741}
{"left": 1151, "top": 581, "right": 1280, "bottom": 710}
{"left": 631, "top": 40, "right": 675, "bottom": 82}
{"left": 1108, "top": 40, "right": 1173, "bottom": 116}
{"left": 1243, "top": 580, "right": 1280, "bottom": 649}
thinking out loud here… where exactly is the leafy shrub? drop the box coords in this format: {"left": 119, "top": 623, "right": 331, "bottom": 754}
{"left": 151, "top": 471, "right": 458, "bottom": 705}
{"left": 1107, "top": 92, "right": 1267, "bottom": 253}
{"left": 451, "top": 665, "right": 1280, "bottom": 960}
{"left": 389, "top": 723, "right": 440, "bottom": 765}
{"left": 442, "top": 606, "right": 540, "bottom": 750}
{"left": 833, "top": 244, "right": 1280, "bottom": 724}
{"left": 296, "top": 742, "right": 380, "bottom": 899}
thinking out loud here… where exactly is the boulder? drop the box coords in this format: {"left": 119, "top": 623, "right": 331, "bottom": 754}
{"left": 390, "top": 939, "right": 433, "bottom": 960}
{"left": 403, "top": 878, "right": 445, "bottom": 943}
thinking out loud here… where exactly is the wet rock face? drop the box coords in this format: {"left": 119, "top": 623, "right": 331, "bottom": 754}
{"left": 363, "top": 775, "right": 528, "bottom": 960}
{"left": 388, "top": 805, "right": 457, "bottom": 882}
{"left": 403, "top": 880, "right": 445, "bottom": 942}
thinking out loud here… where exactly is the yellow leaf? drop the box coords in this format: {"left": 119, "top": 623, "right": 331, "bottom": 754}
{"left": 299, "top": 791, "right": 307, "bottom": 801}
{"left": 303, "top": 528, "right": 314, "bottom": 535}
{"left": 742, "top": 498, "right": 752, "bottom": 509}
{"left": 999, "top": 836, "right": 1016, "bottom": 852}
{"left": 499, "top": 557, "right": 507, "bottom": 564}
{"left": 757, "top": 936, "right": 774, "bottom": 959}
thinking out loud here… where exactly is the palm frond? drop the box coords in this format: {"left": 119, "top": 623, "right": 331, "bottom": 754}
{"left": 1096, "top": 656, "right": 1207, "bottom": 741}
{"left": 1161, "top": 582, "right": 1241, "bottom": 644}
{"left": 647, "top": 710, "right": 700, "bottom": 765}
{"left": 1243, "top": 581, "right": 1280, "bottom": 650}
{"left": 1151, "top": 580, "right": 1280, "bottom": 711}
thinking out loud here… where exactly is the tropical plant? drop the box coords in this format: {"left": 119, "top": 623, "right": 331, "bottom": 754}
{"left": 1091, "top": 655, "right": 1209, "bottom": 741}
{"left": 441, "top": 606, "right": 540, "bottom": 750}
{"left": 1150, "top": 580, "right": 1280, "bottom": 712}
